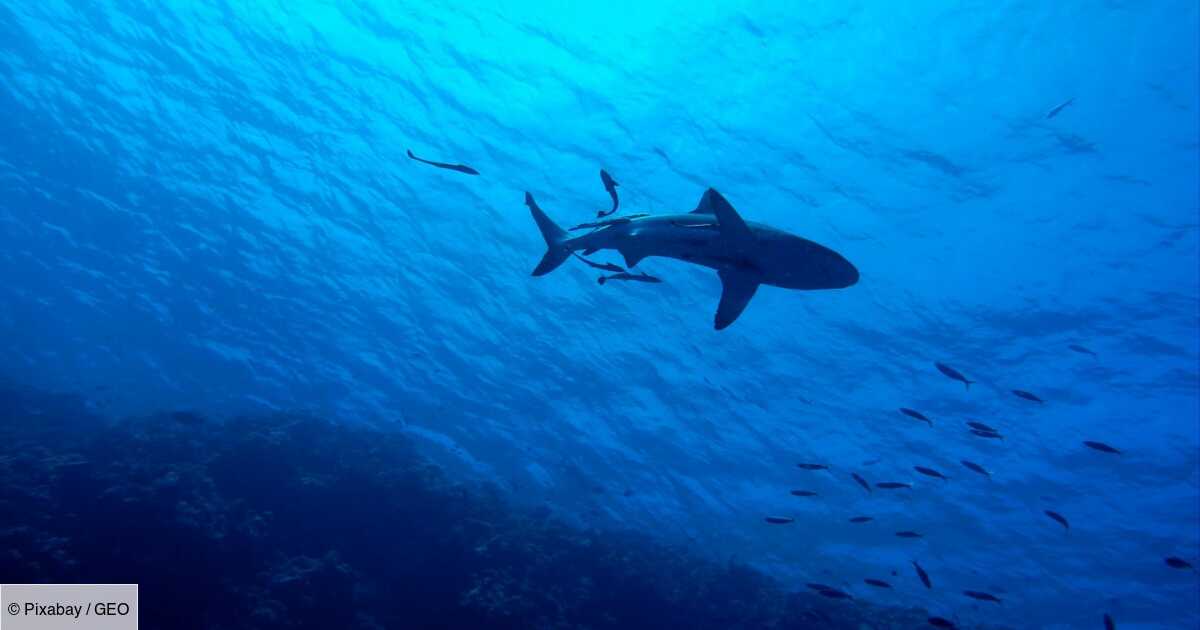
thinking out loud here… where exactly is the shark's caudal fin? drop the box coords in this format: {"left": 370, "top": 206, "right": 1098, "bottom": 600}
{"left": 526, "top": 192, "right": 571, "bottom": 276}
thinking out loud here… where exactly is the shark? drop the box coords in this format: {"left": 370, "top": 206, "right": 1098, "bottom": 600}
{"left": 525, "top": 188, "right": 858, "bottom": 329}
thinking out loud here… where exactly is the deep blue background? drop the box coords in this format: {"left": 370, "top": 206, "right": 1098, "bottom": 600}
{"left": 1, "top": 2, "right": 1197, "bottom": 628}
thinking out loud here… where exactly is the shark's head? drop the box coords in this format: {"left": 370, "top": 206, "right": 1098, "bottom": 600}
{"left": 755, "top": 229, "right": 859, "bottom": 290}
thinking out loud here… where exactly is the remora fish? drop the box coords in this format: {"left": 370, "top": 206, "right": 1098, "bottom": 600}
{"left": 406, "top": 149, "right": 479, "bottom": 175}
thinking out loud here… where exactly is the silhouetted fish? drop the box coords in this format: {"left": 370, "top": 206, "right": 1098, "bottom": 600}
{"left": 966, "top": 420, "right": 998, "bottom": 433}
{"left": 970, "top": 429, "right": 1004, "bottom": 440}
{"left": 935, "top": 362, "right": 974, "bottom": 390}
{"left": 790, "top": 490, "right": 818, "bottom": 497}
{"left": 927, "top": 617, "right": 956, "bottom": 629}
{"left": 849, "top": 516, "right": 874, "bottom": 523}
{"left": 598, "top": 271, "right": 661, "bottom": 285}
{"left": 912, "top": 560, "right": 932, "bottom": 588}
{"left": 406, "top": 149, "right": 479, "bottom": 175}
{"left": 851, "top": 472, "right": 872, "bottom": 494}
{"left": 963, "top": 590, "right": 1002, "bottom": 604}
{"left": 596, "top": 169, "right": 620, "bottom": 217}
{"left": 876, "top": 482, "right": 911, "bottom": 490}
{"left": 570, "top": 253, "right": 625, "bottom": 273}
{"left": 805, "top": 582, "right": 835, "bottom": 591}
{"left": 960, "top": 460, "right": 990, "bottom": 478}
{"left": 764, "top": 516, "right": 794, "bottom": 525}
{"left": 1165, "top": 556, "right": 1195, "bottom": 570}
{"left": 914, "top": 466, "right": 948, "bottom": 481}
{"left": 1103, "top": 613, "right": 1115, "bottom": 630}
{"left": 900, "top": 408, "right": 933, "bottom": 426}
{"left": 1083, "top": 441, "right": 1121, "bottom": 455}
{"left": 797, "top": 463, "right": 829, "bottom": 470}
{"left": 863, "top": 578, "right": 892, "bottom": 588}
{"left": 1069, "top": 344, "right": 1098, "bottom": 358}
{"left": 1045, "top": 510, "right": 1070, "bottom": 531}
{"left": 1046, "top": 97, "right": 1075, "bottom": 119}
{"left": 815, "top": 588, "right": 853, "bottom": 600}
{"left": 1012, "top": 389, "right": 1044, "bottom": 403}
{"left": 896, "top": 531, "right": 923, "bottom": 538}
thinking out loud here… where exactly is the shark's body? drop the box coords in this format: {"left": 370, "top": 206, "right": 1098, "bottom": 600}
{"left": 526, "top": 188, "right": 858, "bottom": 329}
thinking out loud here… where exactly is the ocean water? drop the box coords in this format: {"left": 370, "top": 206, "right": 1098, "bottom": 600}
{"left": 0, "top": 2, "right": 1197, "bottom": 629}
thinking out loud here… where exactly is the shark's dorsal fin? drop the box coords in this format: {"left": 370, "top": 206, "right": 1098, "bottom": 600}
{"left": 715, "top": 269, "right": 760, "bottom": 330}
{"left": 694, "top": 188, "right": 755, "bottom": 250}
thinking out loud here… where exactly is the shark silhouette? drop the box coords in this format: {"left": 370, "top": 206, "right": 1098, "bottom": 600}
{"left": 526, "top": 188, "right": 858, "bottom": 329}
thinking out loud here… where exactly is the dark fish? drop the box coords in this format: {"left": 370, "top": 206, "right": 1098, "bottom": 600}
{"left": 912, "top": 560, "right": 932, "bottom": 589}
{"left": 1012, "top": 389, "right": 1044, "bottom": 403}
{"left": 790, "top": 490, "right": 818, "bottom": 497}
{"left": 895, "top": 531, "right": 923, "bottom": 538}
{"left": 966, "top": 420, "right": 998, "bottom": 433}
{"left": 1165, "top": 556, "right": 1194, "bottom": 570}
{"left": 851, "top": 472, "right": 872, "bottom": 493}
{"left": 764, "top": 516, "right": 794, "bottom": 525}
{"left": 1083, "top": 441, "right": 1121, "bottom": 455}
{"left": 815, "top": 588, "right": 853, "bottom": 600}
{"left": 598, "top": 272, "right": 661, "bottom": 285}
{"left": 1046, "top": 97, "right": 1075, "bottom": 119}
{"left": 900, "top": 407, "right": 933, "bottom": 426}
{"left": 1068, "top": 344, "right": 1098, "bottom": 358}
{"left": 970, "top": 429, "right": 1005, "bottom": 440}
{"left": 1103, "top": 613, "right": 1115, "bottom": 630}
{"left": 797, "top": 463, "right": 830, "bottom": 470}
{"left": 960, "top": 460, "right": 991, "bottom": 478}
{"left": 863, "top": 578, "right": 892, "bottom": 588}
{"left": 914, "top": 466, "right": 948, "bottom": 481}
{"left": 596, "top": 169, "right": 620, "bottom": 217}
{"left": 570, "top": 253, "right": 624, "bottom": 273}
{"left": 876, "top": 482, "right": 911, "bottom": 490}
{"left": 406, "top": 149, "right": 479, "bottom": 175}
{"left": 1044, "top": 510, "right": 1070, "bottom": 531}
{"left": 805, "top": 582, "right": 835, "bottom": 591}
{"left": 848, "top": 516, "right": 874, "bottom": 523}
{"left": 935, "top": 362, "right": 974, "bottom": 390}
{"left": 928, "top": 617, "right": 957, "bottom": 629}
{"left": 963, "top": 590, "right": 1002, "bottom": 604}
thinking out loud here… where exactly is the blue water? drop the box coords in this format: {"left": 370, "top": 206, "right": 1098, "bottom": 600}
{"left": 1, "top": 2, "right": 1197, "bottom": 628}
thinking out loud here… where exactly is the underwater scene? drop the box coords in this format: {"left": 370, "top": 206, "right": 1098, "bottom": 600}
{"left": 1, "top": 2, "right": 1197, "bottom": 629}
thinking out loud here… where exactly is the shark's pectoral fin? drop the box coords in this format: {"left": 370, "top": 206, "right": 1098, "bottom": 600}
{"left": 620, "top": 249, "right": 647, "bottom": 268}
{"left": 715, "top": 270, "right": 760, "bottom": 330}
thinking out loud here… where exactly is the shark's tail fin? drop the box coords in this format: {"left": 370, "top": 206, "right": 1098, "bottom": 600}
{"left": 526, "top": 192, "right": 570, "bottom": 276}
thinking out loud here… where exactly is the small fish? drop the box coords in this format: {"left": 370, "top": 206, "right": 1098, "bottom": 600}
{"left": 876, "top": 482, "right": 911, "bottom": 490}
{"left": 1046, "top": 97, "right": 1075, "bottom": 119}
{"left": 797, "top": 463, "right": 830, "bottom": 470}
{"left": 912, "top": 560, "right": 932, "bottom": 589}
{"left": 790, "top": 490, "right": 818, "bottom": 497}
{"left": 815, "top": 588, "right": 853, "bottom": 600}
{"left": 900, "top": 407, "right": 933, "bottom": 426}
{"left": 805, "top": 582, "right": 835, "bottom": 591}
{"left": 914, "top": 466, "right": 948, "bottom": 481}
{"left": 935, "top": 362, "right": 974, "bottom": 390}
{"left": 571, "top": 253, "right": 625, "bottom": 273}
{"left": 966, "top": 420, "right": 998, "bottom": 433}
{"left": 963, "top": 590, "right": 1002, "bottom": 604}
{"left": 598, "top": 272, "right": 662, "bottom": 285}
{"left": 848, "top": 516, "right": 874, "bottom": 523}
{"left": 406, "top": 149, "right": 480, "bottom": 175}
{"left": 1068, "top": 344, "right": 1098, "bottom": 358}
{"left": 970, "top": 429, "right": 1005, "bottom": 440}
{"left": 927, "top": 617, "right": 957, "bottom": 629}
{"left": 896, "top": 531, "right": 923, "bottom": 538}
{"left": 1012, "top": 389, "right": 1044, "bottom": 403}
{"left": 863, "top": 578, "right": 892, "bottom": 588}
{"left": 596, "top": 169, "right": 620, "bottom": 217}
{"left": 1103, "top": 613, "right": 1115, "bottom": 630}
{"left": 1165, "top": 556, "right": 1195, "bottom": 570}
{"left": 1083, "top": 441, "right": 1121, "bottom": 455}
{"left": 764, "top": 516, "right": 794, "bottom": 525}
{"left": 960, "top": 460, "right": 991, "bottom": 478}
{"left": 851, "top": 472, "right": 872, "bottom": 494}
{"left": 1044, "top": 510, "right": 1070, "bottom": 531}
